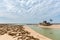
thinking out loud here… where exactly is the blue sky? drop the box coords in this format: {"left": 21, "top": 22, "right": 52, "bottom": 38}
{"left": 0, "top": 0, "right": 60, "bottom": 23}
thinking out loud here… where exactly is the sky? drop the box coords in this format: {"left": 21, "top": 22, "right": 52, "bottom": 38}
{"left": 0, "top": 0, "right": 60, "bottom": 23}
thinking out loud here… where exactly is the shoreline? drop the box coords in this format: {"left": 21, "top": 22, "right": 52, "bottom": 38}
{"left": 38, "top": 25, "right": 60, "bottom": 29}
{"left": 23, "top": 25, "right": 52, "bottom": 40}
{"left": 0, "top": 24, "right": 52, "bottom": 40}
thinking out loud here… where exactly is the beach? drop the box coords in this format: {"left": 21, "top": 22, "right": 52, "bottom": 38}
{"left": 0, "top": 24, "right": 52, "bottom": 40}
{"left": 23, "top": 25, "right": 52, "bottom": 40}
{"left": 38, "top": 25, "right": 60, "bottom": 29}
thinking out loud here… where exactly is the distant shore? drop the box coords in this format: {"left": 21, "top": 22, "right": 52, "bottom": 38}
{"left": 38, "top": 25, "right": 60, "bottom": 29}
{"left": 0, "top": 23, "right": 60, "bottom": 25}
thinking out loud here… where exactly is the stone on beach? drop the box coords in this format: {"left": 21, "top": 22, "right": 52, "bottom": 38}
{"left": 0, "top": 24, "right": 39, "bottom": 40}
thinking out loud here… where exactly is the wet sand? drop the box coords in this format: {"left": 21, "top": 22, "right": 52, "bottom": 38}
{"left": 23, "top": 25, "right": 52, "bottom": 40}
{"left": 39, "top": 25, "right": 60, "bottom": 29}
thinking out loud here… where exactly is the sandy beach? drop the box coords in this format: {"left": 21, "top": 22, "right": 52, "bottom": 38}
{"left": 0, "top": 24, "right": 52, "bottom": 40}
{"left": 38, "top": 25, "right": 60, "bottom": 29}
{"left": 0, "top": 34, "right": 16, "bottom": 40}
{"left": 23, "top": 25, "right": 52, "bottom": 40}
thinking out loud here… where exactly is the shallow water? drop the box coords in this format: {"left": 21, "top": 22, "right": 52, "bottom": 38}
{"left": 27, "top": 25, "right": 60, "bottom": 40}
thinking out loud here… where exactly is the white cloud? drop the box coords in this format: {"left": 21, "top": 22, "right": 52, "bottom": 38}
{"left": 0, "top": 12, "right": 18, "bottom": 19}
{"left": 0, "top": 0, "right": 60, "bottom": 23}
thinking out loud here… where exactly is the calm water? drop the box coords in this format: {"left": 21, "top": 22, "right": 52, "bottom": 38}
{"left": 27, "top": 25, "right": 60, "bottom": 40}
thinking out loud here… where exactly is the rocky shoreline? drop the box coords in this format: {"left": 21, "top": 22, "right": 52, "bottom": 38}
{"left": 0, "top": 24, "right": 39, "bottom": 40}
